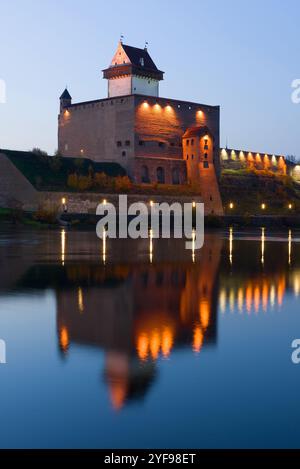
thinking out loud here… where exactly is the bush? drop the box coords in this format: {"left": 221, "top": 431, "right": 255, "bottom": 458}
{"left": 67, "top": 173, "right": 79, "bottom": 189}
{"left": 94, "top": 172, "right": 112, "bottom": 189}
{"left": 77, "top": 174, "right": 93, "bottom": 191}
{"left": 114, "top": 175, "right": 132, "bottom": 192}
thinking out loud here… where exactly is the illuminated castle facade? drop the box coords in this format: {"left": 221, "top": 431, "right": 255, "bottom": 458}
{"left": 58, "top": 41, "right": 223, "bottom": 215}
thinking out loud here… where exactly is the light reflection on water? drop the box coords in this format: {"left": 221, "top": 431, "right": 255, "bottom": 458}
{"left": 0, "top": 227, "right": 300, "bottom": 448}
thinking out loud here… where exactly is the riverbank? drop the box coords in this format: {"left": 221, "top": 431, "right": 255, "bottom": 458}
{"left": 2, "top": 207, "right": 300, "bottom": 229}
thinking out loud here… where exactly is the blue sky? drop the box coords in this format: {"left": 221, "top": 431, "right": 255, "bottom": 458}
{"left": 0, "top": 0, "right": 299, "bottom": 156}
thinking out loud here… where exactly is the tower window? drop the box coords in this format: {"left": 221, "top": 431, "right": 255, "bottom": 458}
{"left": 186, "top": 155, "right": 189, "bottom": 160}
{"left": 140, "top": 57, "right": 145, "bottom": 66}
{"left": 204, "top": 153, "right": 208, "bottom": 159}
{"left": 117, "top": 141, "right": 122, "bottom": 147}
{"left": 122, "top": 150, "right": 126, "bottom": 157}
{"left": 186, "top": 140, "right": 189, "bottom": 146}
{"left": 204, "top": 161, "right": 209, "bottom": 168}
{"left": 192, "top": 154, "right": 194, "bottom": 160}
{"left": 191, "top": 139, "right": 194, "bottom": 145}
{"left": 125, "top": 140, "right": 130, "bottom": 146}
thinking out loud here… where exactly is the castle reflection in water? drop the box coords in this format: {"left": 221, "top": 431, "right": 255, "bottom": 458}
{"left": 2, "top": 228, "right": 300, "bottom": 410}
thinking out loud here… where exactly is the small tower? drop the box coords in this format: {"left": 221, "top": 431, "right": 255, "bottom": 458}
{"left": 103, "top": 42, "right": 164, "bottom": 98}
{"left": 59, "top": 88, "right": 72, "bottom": 111}
{"left": 182, "top": 126, "right": 224, "bottom": 216}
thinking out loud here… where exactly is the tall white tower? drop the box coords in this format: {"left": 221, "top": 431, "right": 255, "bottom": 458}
{"left": 103, "top": 41, "right": 164, "bottom": 98}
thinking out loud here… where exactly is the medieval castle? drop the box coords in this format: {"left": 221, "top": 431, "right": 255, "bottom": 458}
{"left": 57, "top": 41, "right": 290, "bottom": 216}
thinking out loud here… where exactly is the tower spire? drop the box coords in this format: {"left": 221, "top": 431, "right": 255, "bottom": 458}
{"left": 59, "top": 88, "right": 72, "bottom": 112}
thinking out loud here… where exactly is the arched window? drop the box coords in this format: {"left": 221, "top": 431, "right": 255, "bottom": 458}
{"left": 141, "top": 165, "right": 150, "bottom": 183}
{"left": 157, "top": 167, "right": 165, "bottom": 184}
{"left": 172, "top": 167, "right": 180, "bottom": 185}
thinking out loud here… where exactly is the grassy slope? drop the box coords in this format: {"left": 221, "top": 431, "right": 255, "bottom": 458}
{"left": 220, "top": 169, "right": 300, "bottom": 215}
{"left": 0, "top": 149, "right": 126, "bottom": 191}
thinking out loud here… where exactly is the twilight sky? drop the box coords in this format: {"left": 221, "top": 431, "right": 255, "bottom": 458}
{"left": 0, "top": 0, "right": 299, "bottom": 156}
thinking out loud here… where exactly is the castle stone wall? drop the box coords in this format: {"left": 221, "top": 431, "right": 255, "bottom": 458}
{"left": 134, "top": 95, "right": 220, "bottom": 176}
{"left": 58, "top": 95, "right": 136, "bottom": 177}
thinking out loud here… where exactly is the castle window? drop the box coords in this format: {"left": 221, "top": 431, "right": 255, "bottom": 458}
{"left": 191, "top": 139, "right": 194, "bottom": 145}
{"left": 157, "top": 167, "right": 165, "bottom": 184}
{"left": 122, "top": 151, "right": 126, "bottom": 157}
{"left": 204, "top": 161, "right": 209, "bottom": 169}
{"left": 172, "top": 168, "right": 180, "bottom": 185}
{"left": 186, "top": 155, "right": 189, "bottom": 160}
{"left": 125, "top": 140, "right": 130, "bottom": 146}
{"left": 170, "top": 142, "right": 175, "bottom": 147}
{"left": 117, "top": 141, "right": 122, "bottom": 147}
{"left": 204, "top": 144, "right": 208, "bottom": 150}
{"left": 140, "top": 57, "right": 145, "bottom": 66}
{"left": 158, "top": 142, "right": 165, "bottom": 148}
{"left": 210, "top": 196, "right": 213, "bottom": 201}
{"left": 186, "top": 140, "right": 189, "bottom": 146}
{"left": 64, "top": 143, "right": 68, "bottom": 151}
{"left": 204, "top": 153, "right": 208, "bottom": 159}
{"left": 192, "top": 154, "right": 194, "bottom": 160}
{"left": 139, "top": 140, "right": 145, "bottom": 146}
{"left": 141, "top": 165, "right": 150, "bottom": 183}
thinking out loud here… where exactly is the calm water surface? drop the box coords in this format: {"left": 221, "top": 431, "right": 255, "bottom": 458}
{"left": 0, "top": 226, "right": 300, "bottom": 448}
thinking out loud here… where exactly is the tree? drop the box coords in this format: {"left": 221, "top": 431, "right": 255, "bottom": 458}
{"left": 286, "top": 155, "right": 298, "bottom": 164}
{"left": 32, "top": 147, "right": 48, "bottom": 158}
{"left": 50, "top": 154, "right": 63, "bottom": 171}
{"left": 31, "top": 147, "right": 48, "bottom": 163}
{"left": 54, "top": 149, "right": 63, "bottom": 158}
